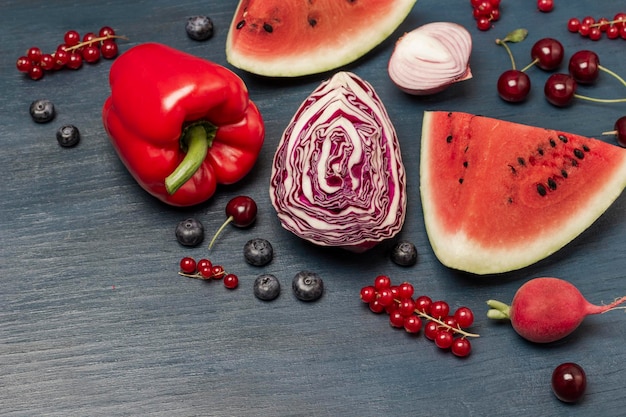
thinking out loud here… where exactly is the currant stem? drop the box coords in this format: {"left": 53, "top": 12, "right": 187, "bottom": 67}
{"left": 64, "top": 34, "right": 128, "bottom": 52}
{"left": 415, "top": 310, "right": 480, "bottom": 338}
{"left": 178, "top": 272, "right": 206, "bottom": 280}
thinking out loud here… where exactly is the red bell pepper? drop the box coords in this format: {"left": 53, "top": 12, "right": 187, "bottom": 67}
{"left": 102, "top": 42, "right": 264, "bottom": 207}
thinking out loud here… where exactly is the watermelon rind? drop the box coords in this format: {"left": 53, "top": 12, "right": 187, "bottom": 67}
{"left": 225, "top": 0, "right": 417, "bottom": 77}
{"left": 420, "top": 111, "right": 626, "bottom": 275}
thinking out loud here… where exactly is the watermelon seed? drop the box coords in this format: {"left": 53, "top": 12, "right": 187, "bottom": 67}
{"left": 571, "top": 159, "right": 579, "bottom": 167}
{"left": 463, "top": 161, "right": 468, "bottom": 167}
{"left": 509, "top": 165, "right": 517, "bottom": 174}
{"left": 574, "top": 149, "right": 585, "bottom": 159}
{"left": 537, "top": 184, "right": 547, "bottom": 196}
{"left": 548, "top": 178, "right": 557, "bottom": 190}
{"left": 308, "top": 18, "right": 318, "bottom": 27}
{"left": 446, "top": 135, "right": 453, "bottom": 143}
{"left": 538, "top": 148, "right": 544, "bottom": 156}
{"left": 517, "top": 157, "right": 525, "bottom": 166}
{"left": 561, "top": 169, "right": 568, "bottom": 178}
{"left": 549, "top": 138, "right": 557, "bottom": 147}
{"left": 582, "top": 144, "right": 590, "bottom": 152}
{"left": 263, "top": 23, "right": 273, "bottom": 33}
{"left": 236, "top": 20, "right": 245, "bottom": 30}
{"left": 558, "top": 134, "right": 568, "bottom": 143}
{"left": 459, "top": 178, "right": 464, "bottom": 184}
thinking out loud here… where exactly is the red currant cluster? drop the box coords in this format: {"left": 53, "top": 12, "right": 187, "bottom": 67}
{"left": 178, "top": 257, "right": 239, "bottom": 289}
{"left": 470, "top": 0, "right": 501, "bottom": 32}
{"left": 567, "top": 13, "right": 626, "bottom": 41}
{"left": 15, "top": 26, "right": 125, "bottom": 81}
{"left": 360, "top": 276, "right": 479, "bottom": 357}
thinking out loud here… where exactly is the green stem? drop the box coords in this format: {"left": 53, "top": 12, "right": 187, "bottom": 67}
{"left": 599, "top": 65, "right": 626, "bottom": 88}
{"left": 165, "top": 123, "right": 216, "bottom": 195}
{"left": 486, "top": 299, "right": 511, "bottom": 320}
{"left": 496, "top": 39, "right": 517, "bottom": 70}
{"left": 574, "top": 94, "right": 626, "bottom": 104}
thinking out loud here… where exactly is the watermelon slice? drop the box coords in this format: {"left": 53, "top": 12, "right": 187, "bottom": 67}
{"left": 225, "top": 0, "right": 417, "bottom": 77}
{"left": 420, "top": 111, "right": 626, "bottom": 275}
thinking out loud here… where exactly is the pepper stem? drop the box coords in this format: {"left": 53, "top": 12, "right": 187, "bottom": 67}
{"left": 165, "top": 123, "right": 216, "bottom": 195}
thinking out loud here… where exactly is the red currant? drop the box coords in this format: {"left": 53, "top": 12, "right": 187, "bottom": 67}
{"left": 424, "top": 321, "right": 439, "bottom": 340}
{"left": 28, "top": 65, "right": 44, "bottom": 81}
{"left": 588, "top": 27, "right": 602, "bottom": 41}
{"left": 551, "top": 363, "right": 586, "bottom": 403}
{"left": 369, "top": 299, "right": 385, "bottom": 314}
{"left": 451, "top": 337, "right": 472, "bottom": 357}
{"left": 398, "top": 297, "right": 416, "bottom": 317}
{"left": 101, "top": 40, "right": 119, "bottom": 59}
{"left": 99, "top": 26, "right": 116, "bottom": 37}
{"left": 179, "top": 257, "right": 197, "bottom": 274}
{"left": 403, "top": 315, "right": 422, "bottom": 333}
{"left": 40, "top": 54, "right": 55, "bottom": 71}
{"left": 497, "top": 70, "right": 531, "bottom": 102}
{"left": 64, "top": 30, "right": 81, "bottom": 47}
{"left": 537, "top": 0, "right": 553, "bottom": 13}
{"left": 82, "top": 45, "right": 101, "bottom": 63}
{"left": 223, "top": 273, "right": 239, "bottom": 289}
{"left": 476, "top": 17, "right": 492, "bottom": 31}
{"left": 435, "top": 330, "right": 454, "bottom": 349}
{"left": 211, "top": 265, "right": 225, "bottom": 279}
{"left": 376, "top": 288, "right": 394, "bottom": 307}
{"left": 374, "top": 275, "right": 391, "bottom": 290}
{"left": 567, "top": 17, "right": 581, "bottom": 32}
{"left": 16, "top": 56, "right": 32, "bottom": 73}
{"left": 389, "top": 311, "right": 405, "bottom": 328}
{"left": 360, "top": 286, "right": 377, "bottom": 303}
{"left": 454, "top": 306, "right": 475, "bottom": 328}
{"left": 66, "top": 52, "right": 83, "bottom": 70}
{"left": 27, "top": 47, "right": 42, "bottom": 63}
{"left": 397, "top": 282, "right": 414, "bottom": 299}
{"left": 414, "top": 295, "right": 432, "bottom": 314}
{"left": 430, "top": 300, "right": 450, "bottom": 318}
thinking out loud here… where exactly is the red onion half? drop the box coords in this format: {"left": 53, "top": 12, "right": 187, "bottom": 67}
{"left": 388, "top": 22, "right": 473, "bottom": 95}
{"left": 269, "top": 72, "right": 407, "bottom": 252}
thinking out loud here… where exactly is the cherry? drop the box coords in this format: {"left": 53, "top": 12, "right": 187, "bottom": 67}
{"left": 544, "top": 73, "right": 577, "bottom": 107}
{"left": 497, "top": 70, "right": 531, "bottom": 102}
{"left": 568, "top": 50, "right": 600, "bottom": 84}
{"left": 603, "top": 116, "right": 626, "bottom": 147}
{"left": 551, "top": 362, "right": 586, "bottom": 403}
{"left": 528, "top": 38, "right": 564, "bottom": 71}
{"left": 208, "top": 196, "right": 257, "bottom": 249}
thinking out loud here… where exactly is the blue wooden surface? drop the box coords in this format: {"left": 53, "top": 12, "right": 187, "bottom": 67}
{"left": 1, "top": 1, "right": 626, "bottom": 416}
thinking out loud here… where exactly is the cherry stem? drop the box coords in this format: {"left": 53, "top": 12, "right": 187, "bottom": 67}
{"left": 519, "top": 58, "right": 537, "bottom": 73}
{"left": 208, "top": 216, "right": 234, "bottom": 250}
{"left": 64, "top": 34, "right": 128, "bottom": 52}
{"left": 395, "top": 299, "right": 480, "bottom": 338}
{"left": 599, "top": 65, "right": 626, "bottom": 88}
{"left": 496, "top": 39, "right": 517, "bottom": 70}
{"left": 574, "top": 94, "right": 626, "bottom": 104}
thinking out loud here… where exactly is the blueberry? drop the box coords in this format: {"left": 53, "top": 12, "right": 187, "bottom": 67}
{"left": 253, "top": 274, "right": 281, "bottom": 301}
{"left": 292, "top": 271, "right": 324, "bottom": 302}
{"left": 243, "top": 238, "right": 273, "bottom": 266}
{"left": 175, "top": 217, "right": 205, "bottom": 247}
{"left": 30, "top": 99, "right": 56, "bottom": 123}
{"left": 390, "top": 241, "right": 418, "bottom": 266}
{"left": 56, "top": 124, "right": 80, "bottom": 147}
{"left": 186, "top": 16, "right": 214, "bottom": 41}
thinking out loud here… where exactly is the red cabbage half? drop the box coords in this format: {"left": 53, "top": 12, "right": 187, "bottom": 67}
{"left": 269, "top": 71, "right": 407, "bottom": 252}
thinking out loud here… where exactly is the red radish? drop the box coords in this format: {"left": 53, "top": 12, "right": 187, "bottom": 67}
{"left": 487, "top": 277, "right": 626, "bottom": 343}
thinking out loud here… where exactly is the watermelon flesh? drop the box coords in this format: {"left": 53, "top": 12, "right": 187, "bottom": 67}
{"left": 225, "top": 0, "right": 417, "bottom": 77}
{"left": 420, "top": 111, "right": 626, "bottom": 275}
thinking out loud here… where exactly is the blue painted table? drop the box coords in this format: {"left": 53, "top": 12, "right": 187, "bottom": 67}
{"left": 1, "top": 1, "right": 625, "bottom": 415}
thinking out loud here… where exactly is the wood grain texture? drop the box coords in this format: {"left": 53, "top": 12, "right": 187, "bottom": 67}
{"left": 1, "top": 1, "right": 625, "bottom": 416}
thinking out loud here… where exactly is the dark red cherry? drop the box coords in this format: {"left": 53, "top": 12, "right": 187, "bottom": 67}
{"left": 497, "top": 69, "right": 531, "bottom": 102}
{"left": 530, "top": 38, "right": 564, "bottom": 71}
{"left": 544, "top": 73, "right": 577, "bottom": 107}
{"left": 568, "top": 50, "right": 600, "bottom": 84}
{"left": 208, "top": 196, "right": 258, "bottom": 249}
